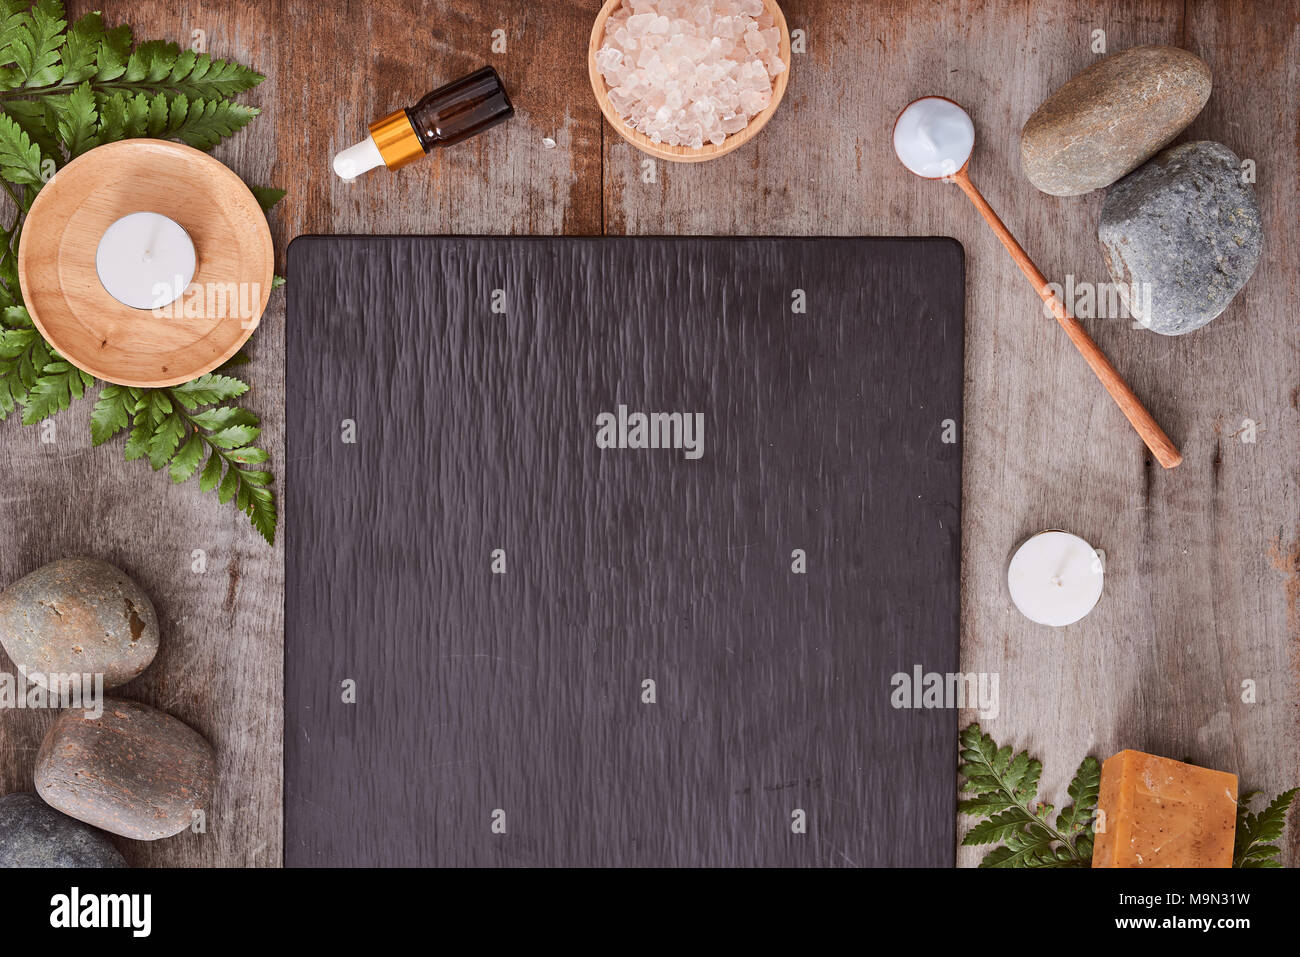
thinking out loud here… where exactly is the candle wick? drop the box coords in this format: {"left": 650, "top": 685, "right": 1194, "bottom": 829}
{"left": 1049, "top": 575, "right": 1062, "bottom": 587}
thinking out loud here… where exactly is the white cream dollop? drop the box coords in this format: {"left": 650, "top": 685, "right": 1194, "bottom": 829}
{"left": 893, "top": 97, "right": 975, "bottom": 178}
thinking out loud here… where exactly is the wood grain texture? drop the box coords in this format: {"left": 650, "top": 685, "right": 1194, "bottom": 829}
{"left": 285, "top": 236, "right": 964, "bottom": 866}
{"left": 2, "top": 0, "right": 1295, "bottom": 868}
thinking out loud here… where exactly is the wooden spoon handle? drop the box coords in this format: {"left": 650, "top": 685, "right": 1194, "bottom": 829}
{"left": 951, "top": 168, "right": 1183, "bottom": 469}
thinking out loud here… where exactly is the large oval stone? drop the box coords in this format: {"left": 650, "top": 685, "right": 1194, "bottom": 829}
{"left": 1020, "top": 46, "right": 1211, "bottom": 195}
{"left": 0, "top": 792, "right": 126, "bottom": 867}
{"left": 0, "top": 557, "right": 160, "bottom": 689}
{"left": 1098, "top": 141, "right": 1261, "bottom": 336}
{"left": 35, "top": 699, "right": 215, "bottom": 841}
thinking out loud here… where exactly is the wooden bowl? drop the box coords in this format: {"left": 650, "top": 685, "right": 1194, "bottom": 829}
{"left": 18, "top": 139, "right": 274, "bottom": 388}
{"left": 588, "top": 0, "right": 791, "bottom": 163}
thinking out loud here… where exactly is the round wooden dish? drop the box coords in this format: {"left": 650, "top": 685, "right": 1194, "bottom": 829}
{"left": 18, "top": 139, "right": 274, "bottom": 388}
{"left": 588, "top": 0, "right": 790, "bottom": 163}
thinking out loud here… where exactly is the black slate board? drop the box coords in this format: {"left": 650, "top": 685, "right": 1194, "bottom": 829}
{"left": 286, "top": 236, "right": 964, "bottom": 867}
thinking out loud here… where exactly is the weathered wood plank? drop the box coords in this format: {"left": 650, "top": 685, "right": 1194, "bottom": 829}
{"left": 602, "top": 0, "right": 1298, "bottom": 867}
{"left": 0, "top": 0, "right": 289, "bottom": 868}
{"left": 274, "top": 0, "right": 604, "bottom": 239}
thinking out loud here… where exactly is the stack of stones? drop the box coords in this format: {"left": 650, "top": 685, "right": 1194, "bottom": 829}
{"left": 0, "top": 558, "right": 215, "bottom": 867}
{"left": 1020, "top": 45, "right": 1261, "bottom": 335}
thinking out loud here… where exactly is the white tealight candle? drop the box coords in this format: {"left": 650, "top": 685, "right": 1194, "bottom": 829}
{"left": 95, "top": 212, "right": 196, "bottom": 310}
{"left": 1007, "top": 530, "right": 1104, "bottom": 627}
{"left": 892, "top": 96, "right": 975, "bottom": 179}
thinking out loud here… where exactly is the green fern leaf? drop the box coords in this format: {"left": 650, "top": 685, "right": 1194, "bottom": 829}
{"left": 122, "top": 38, "right": 177, "bottom": 83}
{"left": 19, "top": 358, "right": 91, "bottom": 424}
{"left": 0, "top": 109, "right": 45, "bottom": 184}
{"left": 958, "top": 723, "right": 1094, "bottom": 868}
{"left": 11, "top": 0, "right": 65, "bottom": 87}
{"left": 169, "top": 52, "right": 262, "bottom": 99}
{"left": 962, "top": 809, "right": 1032, "bottom": 847}
{"left": 249, "top": 185, "right": 286, "bottom": 211}
{"left": 53, "top": 79, "right": 97, "bottom": 157}
{"left": 59, "top": 9, "right": 101, "bottom": 83}
{"left": 168, "top": 432, "right": 204, "bottom": 482}
{"left": 1056, "top": 756, "right": 1101, "bottom": 835}
{"left": 198, "top": 450, "right": 222, "bottom": 492}
{"left": 93, "top": 22, "right": 130, "bottom": 81}
{"left": 146, "top": 409, "right": 186, "bottom": 469}
{"left": 1234, "top": 787, "right": 1299, "bottom": 868}
{"left": 2, "top": 98, "right": 61, "bottom": 166}
{"left": 168, "top": 96, "right": 258, "bottom": 150}
{"left": 89, "top": 383, "right": 134, "bottom": 444}
{"left": 168, "top": 372, "right": 248, "bottom": 407}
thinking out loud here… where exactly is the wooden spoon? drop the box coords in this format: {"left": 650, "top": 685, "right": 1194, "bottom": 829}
{"left": 893, "top": 96, "right": 1182, "bottom": 469}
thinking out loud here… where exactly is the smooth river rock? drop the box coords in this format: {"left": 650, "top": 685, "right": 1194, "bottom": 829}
{"left": 1099, "top": 141, "right": 1261, "bottom": 336}
{"left": 35, "top": 699, "right": 215, "bottom": 841}
{"left": 0, "top": 557, "right": 160, "bottom": 689}
{"left": 1020, "top": 46, "right": 1211, "bottom": 195}
{"left": 0, "top": 792, "right": 126, "bottom": 867}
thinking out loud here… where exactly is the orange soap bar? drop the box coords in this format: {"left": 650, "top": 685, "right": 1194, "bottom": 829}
{"left": 1093, "top": 750, "right": 1237, "bottom": 868}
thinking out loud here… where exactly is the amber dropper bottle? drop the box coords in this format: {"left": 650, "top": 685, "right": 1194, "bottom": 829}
{"left": 332, "top": 66, "right": 514, "bottom": 180}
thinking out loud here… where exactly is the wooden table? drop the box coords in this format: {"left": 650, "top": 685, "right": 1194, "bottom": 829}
{"left": 1, "top": 0, "right": 1296, "bottom": 867}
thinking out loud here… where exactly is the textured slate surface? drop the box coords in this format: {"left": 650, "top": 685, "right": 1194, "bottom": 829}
{"left": 285, "top": 236, "right": 964, "bottom": 866}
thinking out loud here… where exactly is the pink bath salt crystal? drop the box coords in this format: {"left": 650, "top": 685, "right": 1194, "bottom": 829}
{"left": 739, "top": 87, "right": 771, "bottom": 115}
{"left": 608, "top": 87, "right": 635, "bottom": 113}
{"left": 626, "top": 12, "right": 656, "bottom": 36}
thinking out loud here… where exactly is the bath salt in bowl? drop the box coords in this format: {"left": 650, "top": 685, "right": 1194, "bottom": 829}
{"left": 588, "top": 0, "right": 790, "bottom": 163}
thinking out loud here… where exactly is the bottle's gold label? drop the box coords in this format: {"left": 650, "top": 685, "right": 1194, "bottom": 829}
{"left": 368, "top": 111, "right": 424, "bottom": 170}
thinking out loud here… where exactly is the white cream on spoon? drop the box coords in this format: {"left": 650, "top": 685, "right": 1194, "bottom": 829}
{"left": 892, "top": 96, "right": 975, "bottom": 179}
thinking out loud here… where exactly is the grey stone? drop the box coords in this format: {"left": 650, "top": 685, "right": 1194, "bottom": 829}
{"left": 1020, "top": 45, "right": 1211, "bottom": 195}
{"left": 1098, "top": 141, "right": 1261, "bottom": 336}
{"left": 0, "top": 792, "right": 126, "bottom": 867}
{"left": 0, "top": 557, "right": 160, "bottom": 689}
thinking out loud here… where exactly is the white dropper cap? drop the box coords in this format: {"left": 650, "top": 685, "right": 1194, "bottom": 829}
{"left": 332, "top": 136, "right": 386, "bottom": 181}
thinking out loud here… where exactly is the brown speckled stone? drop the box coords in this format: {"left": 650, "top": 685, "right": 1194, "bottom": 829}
{"left": 1020, "top": 46, "right": 1211, "bottom": 196}
{"left": 0, "top": 557, "right": 160, "bottom": 689}
{"left": 35, "top": 699, "right": 214, "bottom": 841}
